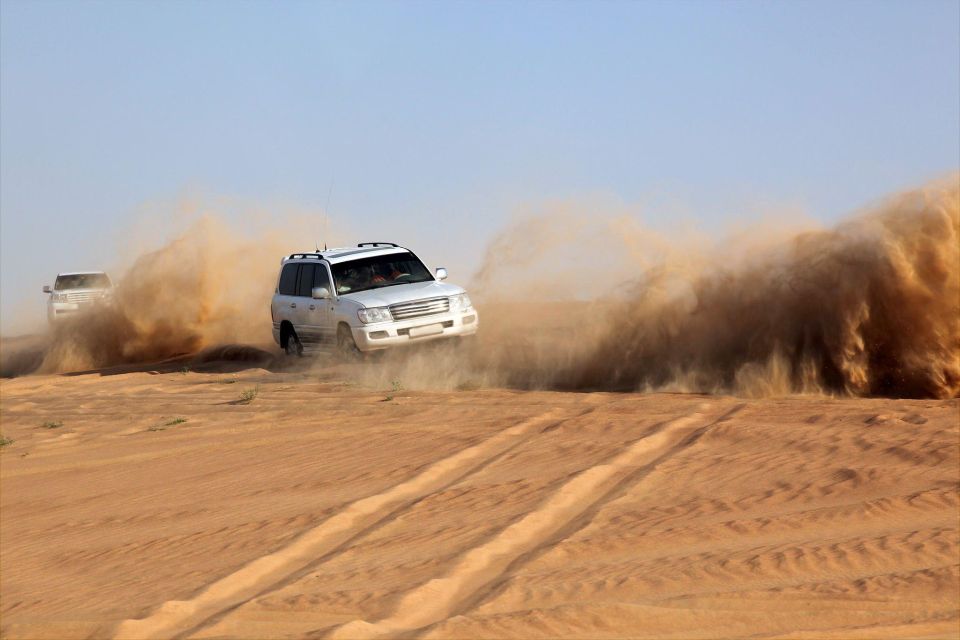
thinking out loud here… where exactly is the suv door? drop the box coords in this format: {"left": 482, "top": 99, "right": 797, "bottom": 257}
{"left": 309, "top": 263, "right": 335, "bottom": 344}
{"left": 292, "top": 263, "right": 318, "bottom": 343}
{"left": 274, "top": 262, "right": 301, "bottom": 331}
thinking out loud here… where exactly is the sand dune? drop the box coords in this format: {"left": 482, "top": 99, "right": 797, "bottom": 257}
{"left": 1, "top": 362, "right": 956, "bottom": 639}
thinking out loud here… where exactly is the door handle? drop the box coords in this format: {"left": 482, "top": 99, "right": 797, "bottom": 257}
{"left": 290, "top": 303, "right": 297, "bottom": 309}
{"left": 309, "top": 304, "right": 316, "bottom": 310}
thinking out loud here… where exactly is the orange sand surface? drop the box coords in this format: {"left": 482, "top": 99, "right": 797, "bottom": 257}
{"left": 1, "top": 367, "right": 958, "bottom": 639}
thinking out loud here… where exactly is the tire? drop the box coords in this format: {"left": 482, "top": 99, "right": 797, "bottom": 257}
{"left": 283, "top": 326, "right": 303, "bottom": 357}
{"left": 336, "top": 324, "right": 361, "bottom": 360}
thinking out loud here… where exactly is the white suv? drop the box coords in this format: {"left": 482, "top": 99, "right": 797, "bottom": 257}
{"left": 43, "top": 271, "right": 113, "bottom": 323}
{"left": 271, "top": 243, "right": 478, "bottom": 356}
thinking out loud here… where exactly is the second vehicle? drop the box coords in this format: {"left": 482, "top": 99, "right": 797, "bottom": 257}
{"left": 43, "top": 271, "right": 113, "bottom": 323}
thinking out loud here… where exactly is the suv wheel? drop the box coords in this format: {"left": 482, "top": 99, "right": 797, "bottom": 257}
{"left": 336, "top": 324, "right": 361, "bottom": 360}
{"left": 284, "top": 328, "right": 303, "bottom": 357}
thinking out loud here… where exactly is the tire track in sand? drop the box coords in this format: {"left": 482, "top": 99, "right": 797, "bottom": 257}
{"left": 328, "top": 403, "right": 740, "bottom": 639}
{"left": 112, "top": 408, "right": 584, "bottom": 640}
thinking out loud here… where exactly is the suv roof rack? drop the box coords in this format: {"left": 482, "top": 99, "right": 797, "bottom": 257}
{"left": 357, "top": 242, "right": 399, "bottom": 248}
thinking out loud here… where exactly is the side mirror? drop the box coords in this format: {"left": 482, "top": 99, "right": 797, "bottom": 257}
{"left": 312, "top": 286, "right": 330, "bottom": 299}
{"left": 435, "top": 267, "right": 448, "bottom": 281}
{"left": 43, "top": 285, "right": 52, "bottom": 294}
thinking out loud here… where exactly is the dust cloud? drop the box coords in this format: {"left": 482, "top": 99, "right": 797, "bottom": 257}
{"left": 2, "top": 178, "right": 957, "bottom": 399}
{"left": 467, "top": 176, "right": 959, "bottom": 398}
{"left": 1, "top": 215, "right": 293, "bottom": 376}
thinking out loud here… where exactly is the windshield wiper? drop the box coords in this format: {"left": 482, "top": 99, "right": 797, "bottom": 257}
{"left": 341, "top": 278, "right": 430, "bottom": 294}
{"left": 377, "top": 279, "right": 433, "bottom": 288}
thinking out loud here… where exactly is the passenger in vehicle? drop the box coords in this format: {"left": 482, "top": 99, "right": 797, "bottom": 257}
{"left": 341, "top": 266, "right": 370, "bottom": 291}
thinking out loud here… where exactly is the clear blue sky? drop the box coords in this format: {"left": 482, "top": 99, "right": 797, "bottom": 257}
{"left": 2, "top": 0, "right": 958, "bottom": 333}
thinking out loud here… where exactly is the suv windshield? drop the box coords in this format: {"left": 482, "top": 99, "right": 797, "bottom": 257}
{"left": 55, "top": 273, "right": 111, "bottom": 290}
{"left": 332, "top": 252, "right": 433, "bottom": 294}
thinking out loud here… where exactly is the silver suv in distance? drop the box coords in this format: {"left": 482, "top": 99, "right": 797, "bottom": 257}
{"left": 271, "top": 243, "right": 478, "bottom": 356}
{"left": 44, "top": 271, "right": 113, "bottom": 323}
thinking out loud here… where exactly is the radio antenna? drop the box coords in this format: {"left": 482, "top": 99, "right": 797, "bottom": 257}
{"left": 322, "top": 179, "right": 334, "bottom": 252}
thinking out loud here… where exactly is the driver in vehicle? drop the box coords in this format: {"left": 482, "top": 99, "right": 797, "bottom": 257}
{"left": 389, "top": 265, "right": 409, "bottom": 280}
{"left": 370, "top": 263, "right": 410, "bottom": 284}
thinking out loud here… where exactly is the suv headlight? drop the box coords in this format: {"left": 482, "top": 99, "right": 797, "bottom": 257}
{"left": 52, "top": 293, "right": 67, "bottom": 302}
{"left": 449, "top": 293, "right": 472, "bottom": 312}
{"left": 358, "top": 307, "right": 393, "bottom": 324}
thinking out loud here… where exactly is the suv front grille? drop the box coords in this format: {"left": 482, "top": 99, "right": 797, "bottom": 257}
{"left": 65, "top": 291, "right": 102, "bottom": 303}
{"left": 389, "top": 297, "right": 449, "bottom": 320}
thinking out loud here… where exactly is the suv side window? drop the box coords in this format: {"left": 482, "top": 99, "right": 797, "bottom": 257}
{"left": 279, "top": 264, "right": 299, "bottom": 295}
{"left": 296, "top": 263, "right": 317, "bottom": 297}
{"left": 314, "top": 264, "right": 331, "bottom": 291}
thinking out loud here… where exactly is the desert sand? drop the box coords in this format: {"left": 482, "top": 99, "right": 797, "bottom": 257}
{"left": 1, "top": 356, "right": 957, "bottom": 639}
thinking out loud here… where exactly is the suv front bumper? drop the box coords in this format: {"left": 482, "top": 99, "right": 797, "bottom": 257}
{"left": 47, "top": 301, "right": 91, "bottom": 323}
{"left": 353, "top": 308, "right": 479, "bottom": 351}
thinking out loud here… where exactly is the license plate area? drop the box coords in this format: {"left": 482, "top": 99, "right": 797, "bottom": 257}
{"left": 407, "top": 323, "right": 444, "bottom": 338}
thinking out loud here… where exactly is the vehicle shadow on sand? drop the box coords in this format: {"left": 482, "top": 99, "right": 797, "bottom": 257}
{"left": 0, "top": 338, "right": 304, "bottom": 379}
